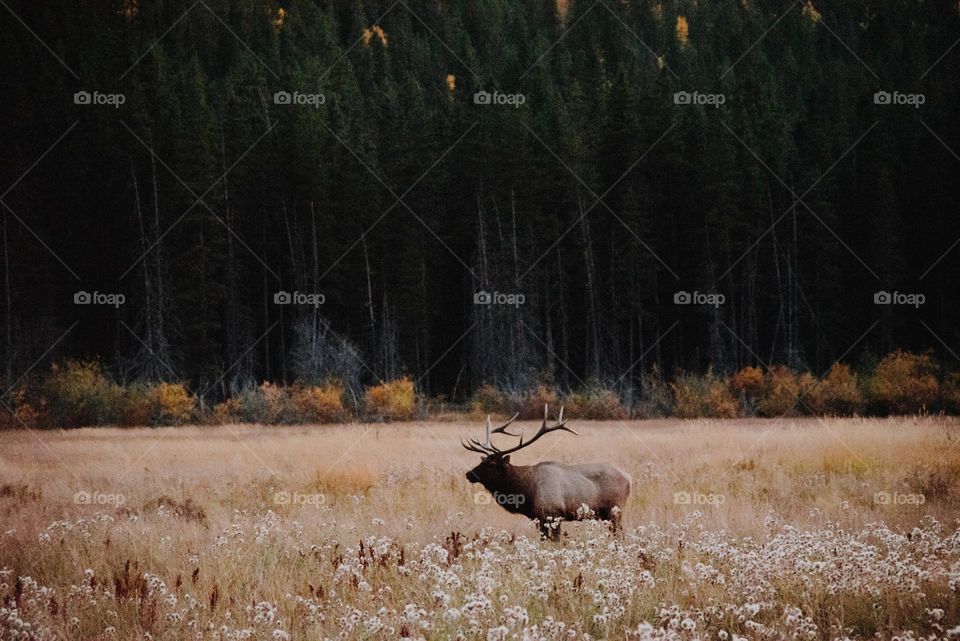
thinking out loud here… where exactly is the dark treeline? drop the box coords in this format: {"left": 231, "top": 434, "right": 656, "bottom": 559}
{"left": 0, "top": 0, "right": 958, "bottom": 403}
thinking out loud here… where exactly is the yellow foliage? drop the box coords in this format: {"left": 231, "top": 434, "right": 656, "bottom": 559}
{"left": 446, "top": 73, "right": 456, "bottom": 95}
{"left": 675, "top": 16, "right": 689, "bottom": 47}
{"left": 756, "top": 366, "right": 804, "bottom": 417}
{"left": 365, "top": 377, "right": 416, "bottom": 420}
{"left": 562, "top": 386, "right": 628, "bottom": 420}
{"left": 363, "top": 24, "right": 388, "bottom": 47}
{"left": 154, "top": 382, "right": 195, "bottom": 425}
{"left": 291, "top": 382, "right": 348, "bottom": 423}
{"left": 805, "top": 364, "right": 864, "bottom": 416}
{"left": 671, "top": 371, "right": 738, "bottom": 418}
{"left": 273, "top": 7, "right": 286, "bottom": 30}
{"left": 471, "top": 383, "right": 508, "bottom": 415}
{"left": 731, "top": 366, "right": 765, "bottom": 399}
{"left": 869, "top": 350, "right": 938, "bottom": 414}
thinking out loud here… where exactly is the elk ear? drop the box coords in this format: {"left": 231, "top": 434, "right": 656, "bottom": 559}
{"left": 501, "top": 455, "right": 510, "bottom": 464}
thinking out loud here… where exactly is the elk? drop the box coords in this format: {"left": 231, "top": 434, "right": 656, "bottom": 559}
{"left": 462, "top": 405, "right": 631, "bottom": 540}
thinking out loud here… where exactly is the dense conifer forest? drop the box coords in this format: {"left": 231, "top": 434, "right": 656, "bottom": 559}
{"left": 1, "top": 0, "right": 958, "bottom": 404}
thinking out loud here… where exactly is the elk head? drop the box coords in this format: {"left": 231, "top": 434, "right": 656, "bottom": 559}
{"left": 462, "top": 404, "right": 578, "bottom": 488}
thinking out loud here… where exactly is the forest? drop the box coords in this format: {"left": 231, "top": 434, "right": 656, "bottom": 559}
{"left": 1, "top": 0, "right": 958, "bottom": 407}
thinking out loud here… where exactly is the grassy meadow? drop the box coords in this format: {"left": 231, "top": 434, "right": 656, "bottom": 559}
{"left": 1, "top": 417, "right": 959, "bottom": 640}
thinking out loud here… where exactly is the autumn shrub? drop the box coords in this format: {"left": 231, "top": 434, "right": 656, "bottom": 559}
{"left": 364, "top": 377, "right": 416, "bottom": 420}
{"left": 212, "top": 396, "right": 243, "bottom": 424}
{"left": 945, "top": 372, "right": 960, "bottom": 414}
{"left": 153, "top": 382, "right": 195, "bottom": 425}
{"left": 562, "top": 383, "right": 628, "bottom": 419}
{"left": 804, "top": 364, "right": 865, "bottom": 416}
{"left": 116, "top": 383, "right": 155, "bottom": 427}
{"left": 634, "top": 366, "right": 672, "bottom": 418}
{"left": 754, "top": 366, "right": 806, "bottom": 417}
{"left": 730, "top": 365, "right": 765, "bottom": 398}
{"left": 290, "top": 382, "right": 348, "bottom": 423}
{"left": 40, "top": 361, "right": 122, "bottom": 427}
{"left": 868, "top": 350, "right": 938, "bottom": 414}
{"left": 670, "top": 370, "right": 738, "bottom": 419}
{"left": 470, "top": 383, "right": 509, "bottom": 416}
{"left": 219, "top": 384, "right": 272, "bottom": 423}
{"left": 512, "top": 384, "right": 559, "bottom": 419}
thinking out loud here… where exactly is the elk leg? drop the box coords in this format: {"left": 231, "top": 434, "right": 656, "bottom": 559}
{"left": 609, "top": 509, "right": 622, "bottom": 534}
{"left": 537, "top": 519, "right": 551, "bottom": 540}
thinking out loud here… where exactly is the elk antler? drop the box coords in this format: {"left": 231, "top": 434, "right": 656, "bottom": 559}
{"left": 461, "top": 412, "right": 520, "bottom": 456}
{"left": 461, "top": 405, "right": 578, "bottom": 457}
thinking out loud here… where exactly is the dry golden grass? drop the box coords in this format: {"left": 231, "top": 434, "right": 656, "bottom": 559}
{"left": 1, "top": 417, "right": 958, "bottom": 639}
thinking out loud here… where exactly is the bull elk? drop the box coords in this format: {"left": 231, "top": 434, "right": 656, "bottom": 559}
{"left": 462, "top": 405, "right": 631, "bottom": 540}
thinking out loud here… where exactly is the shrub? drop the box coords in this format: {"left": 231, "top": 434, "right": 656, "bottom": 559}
{"left": 945, "top": 372, "right": 960, "bottom": 414}
{"left": 40, "top": 361, "right": 120, "bottom": 427}
{"left": 212, "top": 397, "right": 243, "bottom": 424}
{"left": 804, "top": 364, "right": 865, "bottom": 416}
{"left": 755, "top": 366, "right": 804, "bottom": 417}
{"left": 731, "top": 366, "right": 765, "bottom": 398}
{"left": 868, "top": 350, "right": 938, "bottom": 414}
{"left": 117, "top": 383, "right": 155, "bottom": 427}
{"left": 670, "top": 370, "right": 738, "bottom": 418}
{"left": 512, "top": 384, "right": 559, "bottom": 420}
{"left": 634, "top": 366, "right": 672, "bottom": 418}
{"left": 562, "top": 383, "right": 628, "bottom": 420}
{"left": 259, "top": 381, "right": 297, "bottom": 423}
{"left": 470, "top": 383, "right": 509, "bottom": 416}
{"left": 290, "top": 382, "right": 348, "bottom": 423}
{"left": 154, "top": 382, "right": 195, "bottom": 425}
{"left": 365, "top": 377, "right": 416, "bottom": 420}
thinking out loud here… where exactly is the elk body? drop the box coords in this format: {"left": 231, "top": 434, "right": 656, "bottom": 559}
{"left": 462, "top": 405, "right": 631, "bottom": 540}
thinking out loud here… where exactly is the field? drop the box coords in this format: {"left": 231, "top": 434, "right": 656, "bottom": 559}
{"left": 2, "top": 417, "right": 960, "bottom": 640}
